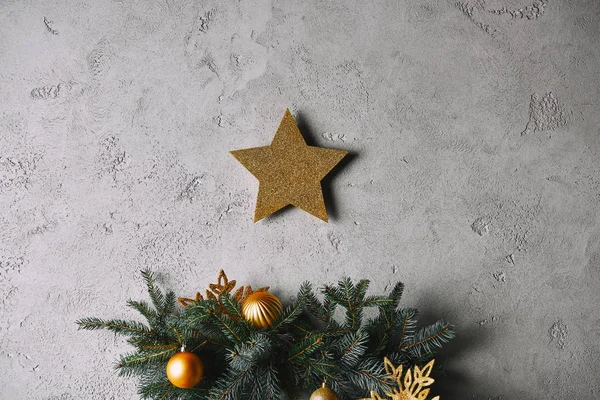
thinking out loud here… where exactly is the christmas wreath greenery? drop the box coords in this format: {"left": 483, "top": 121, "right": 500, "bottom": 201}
{"left": 77, "top": 270, "right": 454, "bottom": 399}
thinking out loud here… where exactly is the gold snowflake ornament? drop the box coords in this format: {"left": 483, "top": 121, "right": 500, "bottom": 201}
{"left": 178, "top": 269, "right": 269, "bottom": 307}
{"left": 361, "top": 358, "right": 440, "bottom": 400}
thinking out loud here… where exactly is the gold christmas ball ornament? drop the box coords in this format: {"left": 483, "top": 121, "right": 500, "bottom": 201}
{"left": 242, "top": 291, "right": 283, "bottom": 329}
{"left": 166, "top": 350, "right": 204, "bottom": 389}
{"left": 310, "top": 383, "right": 340, "bottom": 400}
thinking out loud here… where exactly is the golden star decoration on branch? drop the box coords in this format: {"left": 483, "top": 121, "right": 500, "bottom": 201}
{"left": 230, "top": 109, "right": 348, "bottom": 222}
{"left": 177, "top": 269, "right": 269, "bottom": 309}
{"left": 361, "top": 358, "right": 440, "bottom": 400}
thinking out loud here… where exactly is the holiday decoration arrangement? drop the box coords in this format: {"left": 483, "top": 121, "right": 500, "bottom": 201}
{"left": 77, "top": 270, "right": 454, "bottom": 399}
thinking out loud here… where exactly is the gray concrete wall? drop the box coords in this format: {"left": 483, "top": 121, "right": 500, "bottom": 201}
{"left": 1, "top": 0, "right": 599, "bottom": 398}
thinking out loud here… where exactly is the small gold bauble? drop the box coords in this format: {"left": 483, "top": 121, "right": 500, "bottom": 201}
{"left": 242, "top": 291, "right": 283, "bottom": 329}
{"left": 309, "top": 383, "right": 340, "bottom": 400}
{"left": 166, "top": 351, "right": 204, "bottom": 389}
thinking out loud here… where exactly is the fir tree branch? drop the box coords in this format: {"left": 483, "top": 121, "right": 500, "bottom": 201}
{"left": 322, "top": 284, "right": 346, "bottom": 306}
{"left": 117, "top": 346, "right": 178, "bottom": 369}
{"left": 290, "top": 323, "right": 311, "bottom": 335}
{"left": 304, "top": 283, "right": 327, "bottom": 322}
{"left": 397, "top": 308, "right": 418, "bottom": 349}
{"left": 272, "top": 285, "right": 308, "bottom": 330}
{"left": 400, "top": 322, "right": 455, "bottom": 354}
{"left": 213, "top": 366, "right": 252, "bottom": 400}
{"left": 172, "top": 327, "right": 182, "bottom": 345}
{"left": 362, "top": 296, "right": 395, "bottom": 308}
{"left": 212, "top": 312, "right": 245, "bottom": 344}
{"left": 353, "top": 279, "right": 370, "bottom": 304}
{"left": 139, "top": 381, "right": 171, "bottom": 398}
{"left": 340, "top": 331, "right": 368, "bottom": 364}
{"left": 323, "top": 296, "right": 336, "bottom": 323}
{"left": 219, "top": 293, "right": 245, "bottom": 320}
{"left": 127, "top": 300, "right": 158, "bottom": 325}
{"left": 163, "top": 291, "right": 176, "bottom": 317}
{"left": 229, "top": 333, "right": 272, "bottom": 371}
{"left": 141, "top": 270, "right": 166, "bottom": 316}
{"left": 288, "top": 337, "right": 323, "bottom": 362}
{"left": 192, "top": 329, "right": 229, "bottom": 348}
{"left": 77, "top": 317, "right": 152, "bottom": 336}
{"left": 138, "top": 344, "right": 180, "bottom": 350}
{"left": 185, "top": 301, "right": 216, "bottom": 325}
{"left": 158, "top": 385, "right": 172, "bottom": 400}
{"left": 387, "top": 281, "right": 404, "bottom": 311}
{"left": 348, "top": 358, "right": 391, "bottom": 395}
{"left": 341, "top": 279, "right": 357, "bottom": 330}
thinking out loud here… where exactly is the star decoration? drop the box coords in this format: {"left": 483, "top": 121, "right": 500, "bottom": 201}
{"left": 178, "top": 270, "right": 269, "bottom": 309}
{"left": 360, "top": 358, "right": 440, "bottom": 400}
{"left": 230, "top": 109, "right": 348, "bottom": 222}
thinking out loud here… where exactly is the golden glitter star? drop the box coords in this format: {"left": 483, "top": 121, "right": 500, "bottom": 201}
{"left": 230, "top": 109, "right": 348, "bottom": 222}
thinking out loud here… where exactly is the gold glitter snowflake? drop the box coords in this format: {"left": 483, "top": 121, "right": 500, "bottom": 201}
{"left": 361, "top": 358, "right": 440, "bottom": 400}
{"left": 177, "top": 269, "right": 269, "bottom": 307}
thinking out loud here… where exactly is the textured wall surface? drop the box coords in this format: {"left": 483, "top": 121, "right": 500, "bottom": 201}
{"left": 1, "top": 0, "right": 599, "bottom": 398}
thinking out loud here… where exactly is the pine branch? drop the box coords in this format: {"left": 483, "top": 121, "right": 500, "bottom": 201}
{"left": 322, "top": 283, "right": 346, "bottom": 305}
{"left": 362, "top": 296, "right": 395, "bottom": 308}
{"left": 321, "top": 323, "right": 352, "bottom": 338}
{"left": 127, "top": 300, "right": 158, "bottom": 326}
{"left": 353, "top": 279, "right": 370, "bottom": 304}
{"left": 77, "top": 317, "right": 152, "bottom": 336}
{"left": 339, "top": 279, "right": 357, "bottom": 330}
{"left": 395, "top": 308, "right": 419, "bottom": 350}
{"left": 163, "top": 291, "right": 177, "bottom": 317}
{"left": 116, "top": 346, "right": 178, "bottom": 369}
{"left": 139, "top": 380, "right": 171, "bottom": 399}
{"left": 400, "top": 321, "right": 455, "bottom": 357}
{"left": 219, "top": 293, "right": 245, "bottom": 321}
{"left": 141, "top": 270, "right": 167, "bottom": 316}
{"left": 249, "top": 365, "right": 282, "bottom": 400}
{"left": 272, "top": 284, "right": 308, "bottom": 330}
{"left": 323, "top": 278, "right": 365, "bottom": 331}
{"left": 305, "top": 357, "right": 338, "bottom": 388}
{"left": 345, "top": 358, "right": 391, "bottom": 396}
{"left": 192, "top": 328, "right": 231, "bottom": 348}
{"left": 303, "top": 283, "right": 327, "bottom": 322}
{"left": 211, "top": 312, "right": 248, "bottom": 344}
{"left": 338, "top": 331, "right": 368, "bottom": 368}
{"left": 185, "top": 301, "right": 215, "bottom": 325}
{"left": 211, "top": 366, "right": 252, "bottom": 400}
{"left": 386, "top": 281, "right": 404, "bottom": 312}
{"left": 229, "top": 333, "right": 273, "bottom": 371}
{"left": 323, "top": 296, "right": 337, "bottom": 325}
{"left": 287, "top": 336, "right": 324, "bottom": 363}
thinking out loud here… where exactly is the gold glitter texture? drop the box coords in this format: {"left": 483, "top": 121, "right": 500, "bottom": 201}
{"left": 177, "top": 269, "right": 269, "bottom": 312}
{"left": 360, "top": 358, "right": 440, "bottom": 400}
{"left": 230, "top": 109, "right": 347, "bottom": 222}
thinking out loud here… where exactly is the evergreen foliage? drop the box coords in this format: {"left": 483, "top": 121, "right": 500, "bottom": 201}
{"left": 77, "top": 271, "right": 454, "bottom": 400}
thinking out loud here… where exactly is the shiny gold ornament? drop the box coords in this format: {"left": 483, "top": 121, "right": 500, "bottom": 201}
{"left": 230, "top": 109, "right": 348, "bottom": 222}
{"left": 242, "top": 291, "right": 283, "bottom": 328}
{"left": 166, "top": 350, "right": 204, "bottom": 389}
{"left": 309, "top": 382, "right": 340, "bottom": 400}
{"left": 360, "top": 358, "right": 440, "bottom": 400}
{"left": 178, "top": 269, "right": 269, "bottom": 310}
